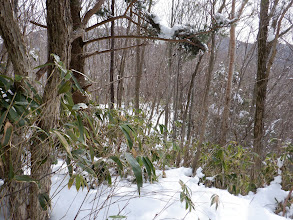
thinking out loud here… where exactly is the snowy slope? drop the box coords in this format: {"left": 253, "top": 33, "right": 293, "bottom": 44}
{"left": 49, "top": 160, "right": 292, "bottom": 220}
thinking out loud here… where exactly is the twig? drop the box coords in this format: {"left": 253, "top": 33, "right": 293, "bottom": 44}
{"left": 82, "top": 43, "right": 146, "bottom": 59}
{"left": 282, "top": 187, "right": 293, "bottom": 217}
{"left": 30, "top": 20, "right": 47, "bottom": 29}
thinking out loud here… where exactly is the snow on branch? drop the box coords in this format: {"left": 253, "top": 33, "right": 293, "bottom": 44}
{"left": 146, "top": 13, "right": 207, "bottom": 56}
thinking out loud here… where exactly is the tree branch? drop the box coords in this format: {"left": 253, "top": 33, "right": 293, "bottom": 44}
{"left": 86, "top": 15, "right": 139, "bottom": 32}
{"left": 83, "top": 43, "right": 146, "bottom": 59}
{"left": 84, "top": 35, "right": 205, "bottom": 49}
{"left": 30, "top": 20, "right": 47, "bottom": 29}
{"left": 82, "top": 0, "right": 106, "bottom": 25}
{"left": 124, "top": 0, "right": 138, "bottom": 16}
{"left": 89, "top": 75, "right": 139, "bottom": 92}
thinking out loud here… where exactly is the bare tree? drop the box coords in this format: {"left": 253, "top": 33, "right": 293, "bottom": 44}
{"left": 252, "top": 0, "right": 293, "bottom": 180}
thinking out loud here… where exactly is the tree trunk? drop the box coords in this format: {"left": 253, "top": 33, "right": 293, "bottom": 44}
{"left": 117, "top": 17, "right": 131, "bottom": 108}
{"left": 134, "top": 13, "right": 144, "bottom": 113}
{"left": 0, "top": 0, "right": 29, "bottom": 79}
{"left": 109, "top": 0, "right": 115, "bottom": 109}
{"left": 192, "top": 32, "right": 216, "bottom": 175}
{"left": 0, "top": 1, "right": 30, "bottom": 219}
{"left": 29, "top": 1, "right": 72, "bottom": 219}
{"left": 252, "top": 0, "right": 270, "bottom": 180}
{"left": 219, "top": 0, "right": 236, "bottom": 146}
{"left": 182, "top": 54, "right": 203, "bottom": 167}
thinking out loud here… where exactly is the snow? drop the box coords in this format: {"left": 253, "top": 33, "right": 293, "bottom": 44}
{"left": 46, "top": 160, "right": 291, "bottom": 220}
{"left": 152, "top": 14, "right": 185, "bottom": 39}
{"left": 239, "top": 110, "right": 249, "bottom": 118}
{"left": 72, "top": 103, "right": 88, "bottom": 110}
{"left": 233, "top": 93, "right": 244, "bottom": 104}
{"left": 268, "top": 28, "right": 276, "bottom": 42}
{"left": 0, "top": 160, "right": 291, "bottom": 219}
{"left": 214, "top": 13, "right": 231, "bottom": 25}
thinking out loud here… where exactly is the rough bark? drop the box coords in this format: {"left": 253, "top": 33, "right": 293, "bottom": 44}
{"left": 29, "top": 1, "right": 72, "bottom": 219}
{"left": 70, "top": 0, "right": 86, "bottom": 86}
{"left": 252, "top": 0, "right": 270, "bottom": 180}
{"left": 0, "top": 0, "right": 29, "bottom": 78}
{"left": 134, "top": 13, "right": 145, "bottom": 112}
{"left": 219, "top": 0, "right": 236, "bottom": 146}
{"left": 0, "top": 1, "right": 30, "bottom": 219}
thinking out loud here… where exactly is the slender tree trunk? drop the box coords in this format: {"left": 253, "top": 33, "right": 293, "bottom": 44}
{"left": 172, "top": 55, "right": 181, "bottom": 141}
{"left": 117, "top": 17, "right": 132, "bottom": 108}
{"left": 186, "top": 87, "right": 195, "bottom": 141}
{"left": 219, "top": 0, "right": 236, "bottom": 146}
{"left": 192, "top": 32, "right": 216, "bottom": 174}
{"left": 134, "top": 14, "right": 145, "bottom": 113}
{"left": 252, "top": 0, "right": 270, "bottom": 180}
{"left": 109, "top": 0, "right": 115, "bottom": 109}
{"left": 164, "top": 44, "right": 173, "bottom": 139}
{"left": 182, "top": 54, "right": 203, "bottom": 166}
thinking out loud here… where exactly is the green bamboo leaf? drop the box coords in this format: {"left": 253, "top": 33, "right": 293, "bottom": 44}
{"left": 2, "top": 122, "right": 13, "bottom": 147}
{"left": 64, "top": 71, "right": 72, "bottom": 80}
{"left": 0, "top": 75, "right": 12, "bottom": 90}
{"left": 58, "top": 80, "right": 71, "bottom": 94}
{"left": 8, "top": 107, "right": 20, "bottom": 122}
{"left": 71, "top": 73, "right": 84, "bottom": 93}
{"left": 66, "top": 156, "right": 73, "bottom": 177}
{"left": 110, "top": 156, "right": 123, "bottom": 174}
{"left": 24, "top": 81, "right": 42, "bottom": 103}
{"left": 68, "top": 175, "right": 75, "bottom": 189}
{"left": 76, "top": 175, "right": 81, "bottom": 191}
{"left": 34, "top": 62, "right": 52, "bottom": 70}
{"left": 14, "top": 74, "right": 23, "bottom": 82}
{"left": 14, "top": 175, "right": 36, "bottom": 183}
{"left": 108, "top": 215, "right": 127, "bottom": 219}
{"left": 144, "top": 156, "right": 156, "bottom": 176}
{"left": 77, "top": 114, "right": 85, "bottom": 144}
{"left": 38, "top": 193, "right": 50, "bottom": 211}
{"left": 142, "top": 157, "right": 152, "bottom": 180}
{"left": 0, "top": 110, "right": 7, "bottom": 131}
{"left": 66, "top": 130, "right": 78, "bottom": 142}
{"left": 77, "top": 162, "right": 97, "bottom": 177}
{"left": 125, "top": 153, "right": 142, "bottom": 195}
{"left": 120, "top": 125, "right": 133, "bottom": 149}
{"left": 52, "top": 130, "right": 72, "bottom": 158}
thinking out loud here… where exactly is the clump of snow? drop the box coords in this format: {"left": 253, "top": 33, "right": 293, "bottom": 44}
{"left": 72, "top": 103, "right": 88, "bottom": 110}
{"left": 239, "top": 110, "right": 249, "bottom": 118}
{"left": 196, "top": 167, "right": 205, "bottom": 179}
{"left": 214, "top": 13, "right": 231, "bottom": 25}
{"left": 277, "top": 157, "right": 284, "bottom": 175}
{"left": 267, "top": 28, "right": 275, "bottom": 42}
{"left": 29, "top": 48, "right": 39, "bottom": 61}
{"left": 233, "top": 93, "right": 244, "bottom": 104}
{"left": 206, "top": 175, "right": 216, "bottom": 182}
{"left": 152, "top": 13, "right": 185, "bottom": 39}
{"left": 154, "top": 144, "right": 163, "bottom": 150}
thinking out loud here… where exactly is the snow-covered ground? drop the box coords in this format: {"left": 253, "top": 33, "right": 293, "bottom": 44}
{"left": 49, "top": 160, "right": 293, "bottom": 220}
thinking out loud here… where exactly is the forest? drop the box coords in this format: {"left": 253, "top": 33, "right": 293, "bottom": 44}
{"left": 0, "top": 0, "right": 292, "bottom": 219}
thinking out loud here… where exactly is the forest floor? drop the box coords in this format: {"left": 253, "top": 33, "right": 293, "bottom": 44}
{"left": 49, "top": 159, "right": 293, "bottom": 220}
